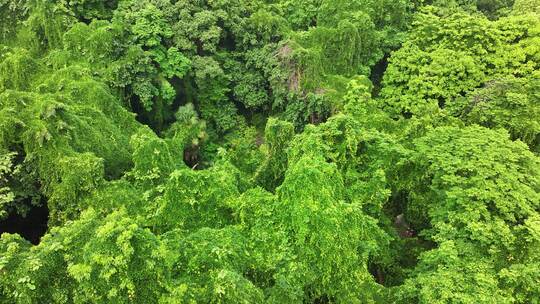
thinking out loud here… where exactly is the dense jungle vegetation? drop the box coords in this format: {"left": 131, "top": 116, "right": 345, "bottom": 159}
{"left": 1, "top": 0, "right": 540, "bottom": 303}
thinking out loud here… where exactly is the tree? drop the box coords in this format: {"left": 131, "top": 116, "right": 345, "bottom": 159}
{"left": 447, "top": 73, "right": 540, "bottom": 151}
{"left": 0, "top": 0, "right": 28, "bottom": 42}
{"left": 392, "top": 125, "right": 540, "bottom": 303}
{"left": 0, "top": 208, "right": 168, "bottom": 303}
{"left": 0, "top": 152, "right": 17, "bottom": 219}
{"left": 380, "top": 8, "right": 540, "bottom": 117}
{"left": 2, "top": 1, "right": 540, "bottom": 303}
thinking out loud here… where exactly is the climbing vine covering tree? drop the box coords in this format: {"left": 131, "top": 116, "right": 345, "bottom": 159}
{"left": 1, "top": 0, "right": 539, "bottom": 303}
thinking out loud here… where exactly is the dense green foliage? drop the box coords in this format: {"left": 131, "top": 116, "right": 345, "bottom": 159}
{"left": 0, "top": 0, "right": 539, "bottom": 303}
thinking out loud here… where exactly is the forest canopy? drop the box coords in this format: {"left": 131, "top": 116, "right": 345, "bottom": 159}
{"left": 0, "top": 0, "right": 539, "bottom": 303}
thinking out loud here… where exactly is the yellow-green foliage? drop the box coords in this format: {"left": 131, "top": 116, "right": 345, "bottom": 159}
{"left": 1, "top": 1, "right": 540, "bottom": 303}
{"left": 381, "top": 9, "right": 540, "bottom": 116}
